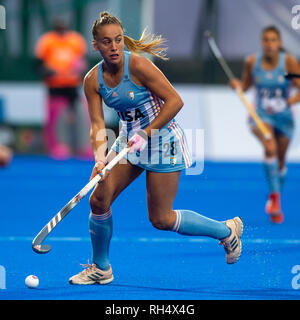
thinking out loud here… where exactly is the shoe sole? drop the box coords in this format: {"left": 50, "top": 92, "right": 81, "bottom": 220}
{"left": 235, "top": 216, "right": 244, "bottom": 237}
{"left": 269, "top": 213, "right": 284, "bottom": 224}
{"left": 98, "top": 275, "right": 114, "bottom": 285}
{"left": 227, "top": 217, "right": 244, "bottom": 264}
{"left": 69, "top": 275, "right": 114, "bottom": 285}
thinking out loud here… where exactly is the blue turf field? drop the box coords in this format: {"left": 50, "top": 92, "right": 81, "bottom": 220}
{"left": 0, "top": 156, "right": 300, "bottom": 300}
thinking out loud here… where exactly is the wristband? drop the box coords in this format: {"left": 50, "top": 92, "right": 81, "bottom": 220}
{"left": 95, "top": 159, "right": 108, "bottom": 166}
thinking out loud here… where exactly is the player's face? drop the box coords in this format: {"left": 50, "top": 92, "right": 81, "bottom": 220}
{"left": 93, "top": 24, "right": 124, "bottom": 65}
{"left": 261, "top": 31, "right": 281, "bottom": 58}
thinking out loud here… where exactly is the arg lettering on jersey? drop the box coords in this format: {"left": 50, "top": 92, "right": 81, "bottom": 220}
{"left": 117, "top": 108, "right": 145, "bottom": 122}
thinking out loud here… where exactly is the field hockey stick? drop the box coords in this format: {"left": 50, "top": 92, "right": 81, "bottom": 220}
{"left": 204, "top": 31, "right": 272, "bottom": 140}
{"left": 284, "top": 73, "right": 300, "bottom": 79}
{"left": 32, "top": 146, "right": 130, "bottom": 254}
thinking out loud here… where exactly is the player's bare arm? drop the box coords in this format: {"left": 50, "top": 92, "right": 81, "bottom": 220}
{"left": 229, "top": 55, "right": 255, "bottom": 91}
{"left": 241, "top": 55, "right": 255, "bottom": 91}
{"left": 84, "top": 65, "right": 110, "bottom": 180}
{"left": 130, "top": 54, "right": 183, "bottom": 137}
{"left": 84, "top": 66, "right": 107, "bottom": 163}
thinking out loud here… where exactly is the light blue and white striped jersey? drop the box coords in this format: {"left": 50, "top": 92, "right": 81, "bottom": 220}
{"left": 98, "top": 51, "right": 193, "bottom": 170}
{"left": 98, "top": 51, "right": 163, "bottom": 134}
{"left": 253, "top": 51, "right": 291, "bottom": 113}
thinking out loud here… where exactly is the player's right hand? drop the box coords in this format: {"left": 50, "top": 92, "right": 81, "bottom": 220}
{"left": 89, "top": 160, "right": 110, "bottom": 182}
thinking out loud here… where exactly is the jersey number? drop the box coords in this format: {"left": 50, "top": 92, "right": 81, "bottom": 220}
{"left": 163, "top": 142, "right": 177, "bottom": 157}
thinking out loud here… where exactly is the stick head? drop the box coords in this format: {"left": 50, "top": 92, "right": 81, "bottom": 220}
{"left": 32, "top": 243, "right": 51, "bottom": 254}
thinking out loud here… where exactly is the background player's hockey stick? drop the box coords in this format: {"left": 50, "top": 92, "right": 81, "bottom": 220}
{"left": 205, "top": 31, "right": 271, "bottom": 140}
{"left": 32, "top": 146, "right": 130, "bottom": 254}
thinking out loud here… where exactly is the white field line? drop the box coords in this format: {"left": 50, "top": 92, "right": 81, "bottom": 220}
{"left": 0, "top": 236, "right": 300, "bottom": 245}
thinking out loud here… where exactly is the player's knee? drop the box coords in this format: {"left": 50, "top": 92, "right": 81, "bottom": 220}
{"left": 89, "top": 192, "right": 111, "bottom": 215}
{"left": 265, "top": 141, "right": 277, "bottom": 158}
{"left": 149, "top": 214, "right": 173, "bottom": 231}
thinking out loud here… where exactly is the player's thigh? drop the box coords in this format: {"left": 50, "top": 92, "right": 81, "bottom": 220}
{"left": 146, "top": 170, "right": 181, "bottom": 223}
{"left": 90, "top": 151, "right": 144, "bottom": 212}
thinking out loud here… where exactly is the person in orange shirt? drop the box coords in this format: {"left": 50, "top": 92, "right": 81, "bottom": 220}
{"left": 35, "top": 20, "right": 92, "bottom": 160}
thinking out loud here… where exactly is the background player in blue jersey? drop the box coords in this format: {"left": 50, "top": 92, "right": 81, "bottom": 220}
{"left": 69, "top": 12, "right": 244, "bottom": 285}
{"left": 230, "top": 25, "right": 300, "bottom": 223}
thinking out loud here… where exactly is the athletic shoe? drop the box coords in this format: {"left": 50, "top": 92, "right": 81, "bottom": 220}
{"left": 269, "top": 212, "right": 284, "bottom": 224}
{"left": 265, "top": 192, "right": 284, "bottom": 224}
{"left": 69, "top": 262, "right": 114, "bottom": 285}
{"left": 219, "top": 216, "right": 244, "bottom": 264}
{"left": 265, "top": 192, "right": 281, "bottom": 215}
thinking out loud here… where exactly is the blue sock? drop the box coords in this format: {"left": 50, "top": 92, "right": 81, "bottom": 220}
{"left": 279, "top": 167, "right": 287, "bottom": 191}
{"left": 264, "top": 157, "right": 280, "bottom": 193}
{"left": 172, "top": 210, "right": 230, "bottom": 240}
{"left": 89, "top": 209, "right": 113, "bottom": 271}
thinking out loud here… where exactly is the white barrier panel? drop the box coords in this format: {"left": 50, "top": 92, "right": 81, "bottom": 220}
{"left": 174, "top": 84, "right": 300, "bottom": 162}
{"left": 0, "top": 82, "right": 118, "bottom": 127}
{"left": 1, "top": 83, "right": 300, "bottom": 162}
{"left": 0, "top": 83, "right": 46, "bottom": 125}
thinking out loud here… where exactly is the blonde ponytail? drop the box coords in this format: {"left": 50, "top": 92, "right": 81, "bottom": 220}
{"left": 92, "top": 12, "right": 168, "bottom": 60}
{"left": 124, "top": 29, "right": 168, "bottom": 61}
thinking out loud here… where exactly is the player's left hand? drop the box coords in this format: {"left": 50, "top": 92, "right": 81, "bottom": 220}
{"left": 127, "top": 131, "right": 148, "bottom": 154}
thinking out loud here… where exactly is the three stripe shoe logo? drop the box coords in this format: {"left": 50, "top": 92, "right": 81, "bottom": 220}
{"left": 230, "top": 236, "right": 239, "bottom": 251}
{"left": 87, "top": 272, "right": 103, "bottom": 281}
